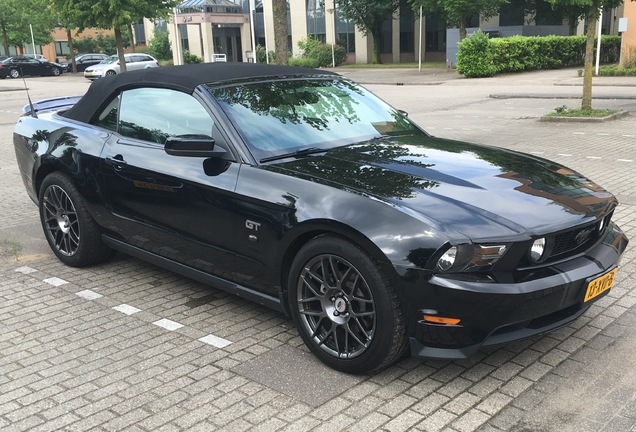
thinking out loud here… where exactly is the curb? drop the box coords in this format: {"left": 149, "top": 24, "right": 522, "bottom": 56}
{"left": 490, "top": 94, "right": 636, "bottom": 100}
{"left": 540, "top": 110, "right": 630, "bottom": 122}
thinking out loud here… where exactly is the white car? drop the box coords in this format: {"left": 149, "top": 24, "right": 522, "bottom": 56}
{"left": 84, "top": 54, "right": 159, "bottom": 80}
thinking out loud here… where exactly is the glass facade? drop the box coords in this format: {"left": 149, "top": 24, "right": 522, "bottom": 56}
{"left": 399, "top": 3, "right": 414, "bottom": 53}
{"left": 307, "top": 0, "right": 326, "bottom": 42}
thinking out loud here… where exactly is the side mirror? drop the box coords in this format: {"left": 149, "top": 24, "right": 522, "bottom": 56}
{"left": 164, "top": 135, "right": 227, "bottom": 158}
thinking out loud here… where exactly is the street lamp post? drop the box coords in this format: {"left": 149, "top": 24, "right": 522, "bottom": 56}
{"left": 327, "top": 8, "right": 335, "bottom": 67}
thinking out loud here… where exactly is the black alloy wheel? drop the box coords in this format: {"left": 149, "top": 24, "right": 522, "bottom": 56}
{"left": 288, "top": 236, "right": 408, "bottom": 374}
{"left": 39, "top": 172, "right": 113, "bottom": 267}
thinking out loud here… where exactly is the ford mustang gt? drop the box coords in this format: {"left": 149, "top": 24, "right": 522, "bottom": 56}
{"left": 13, "top": 63, "right": 628, "bottom": 374}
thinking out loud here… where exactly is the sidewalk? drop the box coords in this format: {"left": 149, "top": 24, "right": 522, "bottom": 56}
{"left": 330, "top": 66, "right": 636, "bottom": 85}
{"left": 329, "top": 67, "right": 636, "bottom": 99}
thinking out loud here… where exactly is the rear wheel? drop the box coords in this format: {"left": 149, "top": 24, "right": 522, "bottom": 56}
{"left": 39, "top": 172, "right": 113, "bottom": 267}
{"left": 9, "top": 69, "right": 20, "bottom": 78}
{"left": 288, "top": 236, "right": 408, "bottom": 374}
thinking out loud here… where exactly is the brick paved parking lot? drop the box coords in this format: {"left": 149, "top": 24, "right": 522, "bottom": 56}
{"left": 0, "top": 71, "right": 635, "bottom": 432}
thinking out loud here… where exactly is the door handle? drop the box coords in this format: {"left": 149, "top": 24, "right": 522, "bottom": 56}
{"left": 105, "top": 155, "right": 127, "bottom": 170}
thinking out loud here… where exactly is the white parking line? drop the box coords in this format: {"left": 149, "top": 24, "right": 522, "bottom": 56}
{"left": 75, "top": 290, "right": 102, "bottom": 300}
{"left": 199, "top": 334, "right": 232, "bottom": 348}
{"left": 586, "top": 156, "right": 602, "bottom": 159}
{"left": 573, "top": 132, "right": 585, "bottom": 135}
{"left": 15, "top": 266, "right": 37, "bottom": 274}
{"left": 617, "top": 159, "right": 633, "bottom": 163}
{"left": 44, "top": 277, "right": 68, "bottom": 287}
{"left": 622, "top": 135, "right": 635, "bottom": 138}
{"left": 113, "top": 304, "right": 142, "bottom": 315}
{"left": 153, "top": 318, "right": 184, "bottom": 331}
{"left": 558, "top": 154, "right": 572, "bottom": 157}
{"left": 21, "top": 266, "right": 233, "bottom": 350}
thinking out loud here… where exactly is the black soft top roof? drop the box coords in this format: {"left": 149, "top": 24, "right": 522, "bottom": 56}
{"left": 63, "top": 62, "right": 339, "bottom": 124}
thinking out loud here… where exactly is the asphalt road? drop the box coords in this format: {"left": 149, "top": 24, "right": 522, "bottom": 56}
{"left": 0, "top": 69, "right": 635, "bottom": 432}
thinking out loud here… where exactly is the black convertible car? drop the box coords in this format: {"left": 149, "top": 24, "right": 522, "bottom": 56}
{"left": 13, "top": 63, "right": 627, "bottom": 374}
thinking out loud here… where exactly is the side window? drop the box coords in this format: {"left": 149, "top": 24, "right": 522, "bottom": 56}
{"left": 91, "top": 95, "right": 120, "bottom": 131}
{"left": 117, "top": 87, "right": 215, "bottom": 145}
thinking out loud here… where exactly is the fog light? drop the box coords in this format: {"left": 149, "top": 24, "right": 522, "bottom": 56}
{"left": 437, "top": 246, "right": 457, "bottom": 271}
{"left": 530, "top": 238, "right": 546, "bottom": 262}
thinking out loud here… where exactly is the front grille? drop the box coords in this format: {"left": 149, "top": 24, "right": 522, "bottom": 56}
{"left": 545, "top": 210, "right": 613, "bottom": 261}
{"left": 551, "top": 225, "right": 598, "bottom": 257}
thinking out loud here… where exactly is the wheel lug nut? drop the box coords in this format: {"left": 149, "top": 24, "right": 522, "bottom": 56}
{"left": 333, "top": 311, "right": 339, "bottom": 316}
{"left": 330, "top": 297, "right": 335, "bottom": 301}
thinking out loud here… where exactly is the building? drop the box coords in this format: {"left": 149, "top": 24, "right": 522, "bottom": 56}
{"left": 16, "top": 0, "right": 633, "bottom": 67}
{"left": 623, "top": 0, "right": 636, "bottom": 66}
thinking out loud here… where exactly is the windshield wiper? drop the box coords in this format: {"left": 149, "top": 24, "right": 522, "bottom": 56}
{"left": 260, "top": 147, "right": 329, "bottom": 163}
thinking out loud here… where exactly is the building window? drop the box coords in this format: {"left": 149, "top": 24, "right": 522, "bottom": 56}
{"left": 307, "top": 0, "right": 326, "bottom": 42}
{"left": 500, "top": 0, "right": 525, "bottom": 26}
{"left": 425, "top": 14, "right": 446, "bottom": 52}
{"left": 399, "top": 2, "right": 414, "bottom": 53}
{"left": 55, "top": 41, "right": 70, "bottom": 56}
{"left": 134, "top": 19, "right": 146, "bottom": 44}
{"left": 380, "top": 19, "right": 392, "bottom": 54}
{"left": 178, "top": 24, "right": 189, "bottom": 51}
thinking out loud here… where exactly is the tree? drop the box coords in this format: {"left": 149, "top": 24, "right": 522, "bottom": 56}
{"left": 0, "top": 0, "right": 55, "bottom": 55}
{"left": 547, "top": 0, "right": 630, "bottom": 110}
{"left": 149, "top": 30, "right": 172, "bottom": 60}
{"left": 52, "top": 0, "right": 177, "bottom": 73}
{"left": 273, "top": 0, "right": 289, "bottom": 64}
{"left": 409, "top": 0, "right": 507, "bottom": 40}
{"left": 336, "top": 0, "right": 401, "bottom": 64}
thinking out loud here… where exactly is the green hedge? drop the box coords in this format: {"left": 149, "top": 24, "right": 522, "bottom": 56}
{"left": 291, "top": 36, "right": 347, "bottom": 68}
{"left": 457, "top": 33, "right": 622, "bottom": 78}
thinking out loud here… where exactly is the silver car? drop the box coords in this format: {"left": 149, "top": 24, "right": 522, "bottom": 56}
{"left": 84, "top": 53, "right": 159, "bottom": 80}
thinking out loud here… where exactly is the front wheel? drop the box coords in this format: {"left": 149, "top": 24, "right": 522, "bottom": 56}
{"left": 51, "top": 67, "right": 61, "bottom": 76}
{"left": 39, "top": 172, "right": 113, "bottom": 267}
{"left": 105, "top": 70, "right": 116, "bottom": 76}
{"left": 288, "top": 236, "right": 408, "bottom": 374}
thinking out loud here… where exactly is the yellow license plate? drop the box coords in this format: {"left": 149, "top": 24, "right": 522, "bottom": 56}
{"left": 584, "top": 268, "right": 617, "bottom": 302}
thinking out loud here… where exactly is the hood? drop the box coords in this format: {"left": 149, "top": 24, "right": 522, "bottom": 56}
{"left": 268, "top": 136, "right": 616, "bottom": 239}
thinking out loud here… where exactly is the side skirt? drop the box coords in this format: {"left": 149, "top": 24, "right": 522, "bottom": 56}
{"left": 102, "top": 235, "right": 284, "bottom": 313}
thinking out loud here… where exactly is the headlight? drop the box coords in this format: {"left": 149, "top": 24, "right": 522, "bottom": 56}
{"left": 434, "top": 244, "right": 507, "bottom": 273}
{"left": 436, "top": 247, "right": 457, "bottom": 271}
{"left": 529, "top": 238, "right": 546, "bottom": 263}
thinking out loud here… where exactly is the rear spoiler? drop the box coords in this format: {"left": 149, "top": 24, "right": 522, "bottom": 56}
{"left": 22, "top": 95, "right": 82, "bottom": 116}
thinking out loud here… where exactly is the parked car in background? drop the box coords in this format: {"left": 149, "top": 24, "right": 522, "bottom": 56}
{"left": 23, "top": 53, "right": 49, "bottom": 61}
{"left": 84, "top": 53, "right": 159, "bottom": 80}
{"left": 61, "top": 53, "right": 109, "bottom": 72}
{"left": 0, "top": 56, "right": 64, "bottom": 79}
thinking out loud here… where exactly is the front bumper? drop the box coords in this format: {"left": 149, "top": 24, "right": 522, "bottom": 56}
{"left": 405, "top": 223, "right": 628, "bottom": 359}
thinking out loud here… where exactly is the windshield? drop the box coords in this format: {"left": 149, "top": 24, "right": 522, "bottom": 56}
{"left": 208, "top": 78, "right": 423, "bottom": 162}
{"left": 101, "top": 56, "right": 118, "bottom": 64}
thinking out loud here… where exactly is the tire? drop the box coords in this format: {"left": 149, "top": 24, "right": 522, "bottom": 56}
{"left": 39, "top": 172, "right": 113, "bottom": 267}
{"left": 105, "top": 70, "right": 116, "bottom": 76}
{"left": 9, "top": 69, "right": 20, "bottom": 78}
{"left": 51, "top": 67, "right": 61, "bottom": 76}
{"left": 288, "top": 236, "right": 408, "bottom": 374}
